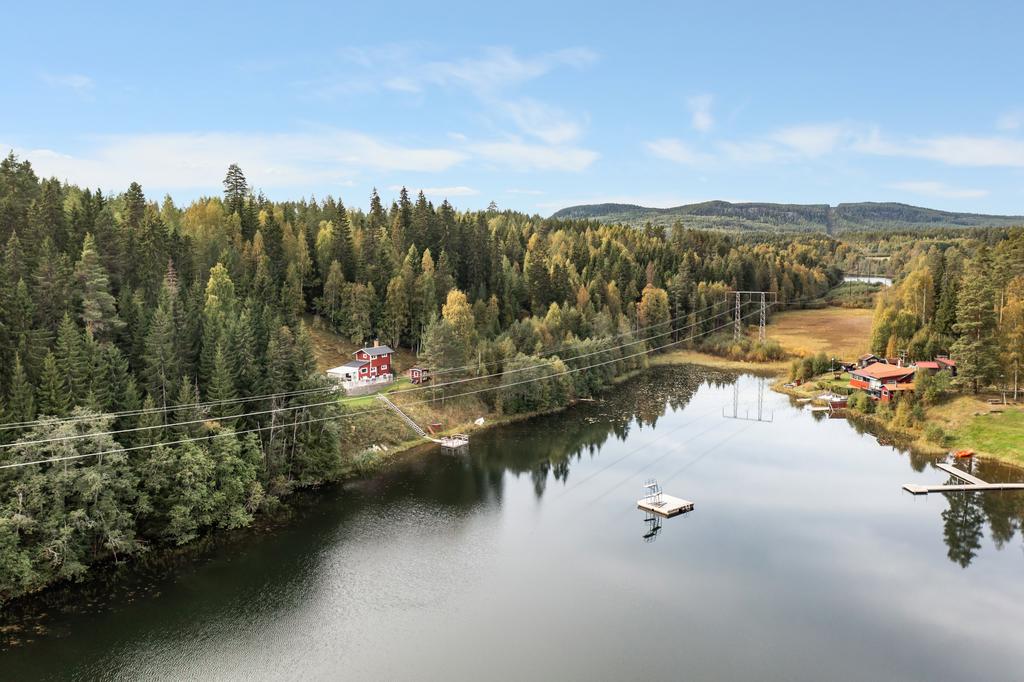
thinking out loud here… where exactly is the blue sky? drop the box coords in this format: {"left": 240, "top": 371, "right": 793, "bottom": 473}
{"left": 3, "top": 1, "right": 1024, "bottom": 215}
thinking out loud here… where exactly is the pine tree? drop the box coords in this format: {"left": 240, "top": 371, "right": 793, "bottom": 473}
{"left": 223, "top": 164, "right": 248, "bottom": 216}
{"left": 123, "top": 182, "right": 146, "bottom": 231}
{"left": 171, "top": 376, "right": 201, "bottom": 437}
{"left": 207, "top": 343, "right": 239, "bottom": 424}
{"left": 143, "top": 296, "right": 180, "bottom": 406}
{"left": 37, "top": 351, "right": 70, "bottom": 417}
{"left": 952, "top": 251, "right": 1000, "bottom": 393}
{"left": 74, "top": 233, "right": 123, "bottom": 340}
{"left": 8, "top": 353, "right": 35, "bottom": 423}
{"left": 55, "top": 312, "right": 86, "bottom": 404}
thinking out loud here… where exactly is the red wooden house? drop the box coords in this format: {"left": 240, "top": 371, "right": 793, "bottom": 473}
{"left": 326, "top": 341, "right": 395, "bottom": 387}
{"left": 849, "top": 363, "right": 916, "bottom": 403}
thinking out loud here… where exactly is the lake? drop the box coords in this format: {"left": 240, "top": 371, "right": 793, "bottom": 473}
{"left": 4, "top": 365, "right": 1024, "bottom": 681}
{"left": 843, "top": 274, "right": 893, "bottom": 286}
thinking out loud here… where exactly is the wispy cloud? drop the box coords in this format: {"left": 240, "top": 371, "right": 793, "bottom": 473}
{"left": 389, "top": 184, "right": 479, "bottom": 198}
{"left": 471, "top": 138, "right": 598, "bottom": 172}
{"left": 649, "top": 119, "right": 1024, "bottom": 171}
{"left": 771, "top": 123, "right": 852, "bottom": 157}
{"left": 418, "top": 46, "right": 597, "bottom": 96}
{"left": 996, "top": 109, "right": 1024, "bottom": 131}
{"left": 646, "top": 138, "right": 712, "bottom": 165}
{"left": 40, "top": 72, "right": 94, "bottom": 95}
{"left": 311, "top": 45, "right": 597, "bottom": 99}
{"left": 888, "top": 180, "right": 989, "bottom": 199}
{"left": 13, "top": 130, "right": 467, "bottom": 192}
{"left": 501, "top": 98, "right": 583, "bottom": 144}
{"left": 856, "top": 129, "right": 1024, "bottom": 167}
{"left": 687, "top": 94, "right": 714, "bottom": 133}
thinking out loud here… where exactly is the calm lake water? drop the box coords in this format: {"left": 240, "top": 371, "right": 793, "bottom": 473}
{"left": 4, "top": 366, "right": 1024, "bottom": 681}
{"left": 843, "top": 274, "right": 893, "bottom": 286}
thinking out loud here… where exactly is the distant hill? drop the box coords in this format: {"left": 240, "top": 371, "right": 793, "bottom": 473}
{"left": 550, "top": 201, "right": 1024, "bottom": 232}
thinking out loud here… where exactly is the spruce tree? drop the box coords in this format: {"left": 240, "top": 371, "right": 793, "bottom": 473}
{"left": 207, "top": 343, "right": 240, "bottom": 424}
{"left": 8, "top": 353, "right": 35, "bottom": 423}
{"left": 74, "top": 233, "right": 123, "bottom": 340}
{"left": 55, "top": 312, "right": 86, "bottom": 404}
{"left": 37, "top": 351, "right": 70, "bottom": 417}
{"left": 952, "top": 251, "right": 1000, "bottom": 393}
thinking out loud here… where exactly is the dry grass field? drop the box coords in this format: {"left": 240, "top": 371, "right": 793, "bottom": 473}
{"left": 764, "top": 307, "right": 874, "bottom": 361}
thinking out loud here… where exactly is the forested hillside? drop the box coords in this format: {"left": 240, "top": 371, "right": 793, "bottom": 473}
{"left": 0, "top": 152, "right": 842, "bottom": 602}
{"left": 868, "top": 230, "right": 1024, "bottom": 393}
{"left": 552, "top": 200, "right": 1024, "bottom": 232}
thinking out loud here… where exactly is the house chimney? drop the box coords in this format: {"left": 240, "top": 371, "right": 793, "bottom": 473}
{"left": 374, "top": 339, "right": 380, "bottom": 347}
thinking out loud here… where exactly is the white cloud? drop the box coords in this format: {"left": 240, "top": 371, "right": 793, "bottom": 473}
{"left": 888, "top": 181, "right": 989, "bottom": 199}
{"left": 14, "top": 130, "right": 466, "bottom": 192}
{"left": 40, "top": 72, "right": 94, "bottom": 94}
{"left": 315, "top": 45, "right": 598, "bottom": 99}
{"left": 857, "top": 130, "right": 1024, "bottom": 167}
{"left": 646, "top": 138, "right": 712, "bottom": 165}
{"left": 420, "top": 47, "right": 597, "bottom": 95}
{"left": 771, "top": 123, "right": 851, "bottom": 157}
{"left": 501, "top": 98, "right": 583, "bottom": 144}
{"left": 996, "top": 109, "right": 1024, "bottom": 131}
{"left": 719, "top": 140, "right": 783, "bottom": 164}
{"left": 471, "top": 138, "right": 598, "bottom": 172}
{"left": 687, "top": 94, "right": 714, "bottom": 132}
{"left": 390, "top": 184, "right": 479, "bottom": 198}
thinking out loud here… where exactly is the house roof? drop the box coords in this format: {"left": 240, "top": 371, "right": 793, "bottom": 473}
{"left": 858, "top": 353, "right": 879, "bottom": 361}
{"left": 356, "top": 345, "right": 394, "bottom": 357}
{"left": 852, "top": 363, "right": 916, "bottom": 380}
{"left": 914, "top": 361, "right": 940, "bottom": 369}
{"left": 328, "top": 360, "right": 369, "bottom": 373}
{"left": 937, "top": 357, "right": 957, "bottom": 367}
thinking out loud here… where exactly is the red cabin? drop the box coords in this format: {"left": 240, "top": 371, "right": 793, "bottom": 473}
{"left": 353, "top": 341, "right": 394, "bottom": 380}
{"left": 408, "top": 366, "right": 431, "bottom": 384}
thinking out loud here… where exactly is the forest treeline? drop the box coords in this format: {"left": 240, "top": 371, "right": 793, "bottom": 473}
{"left": 0, "top": 153, "right": 840, "bottom": 602}
{"left": 868, "top": 230, "right": 1024, "bottom": 394}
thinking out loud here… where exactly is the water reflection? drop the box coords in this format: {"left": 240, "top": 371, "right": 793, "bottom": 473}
{"left": 4, "top": 365, "right": 1024, "bottom": 677}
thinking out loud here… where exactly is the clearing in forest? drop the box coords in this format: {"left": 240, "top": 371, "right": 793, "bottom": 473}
{"left": 765, "top": 307, "right": 874, "bottom": 361}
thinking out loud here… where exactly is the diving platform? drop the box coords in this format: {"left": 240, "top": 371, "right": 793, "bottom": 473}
{"left": 637, "top": 494, "right": 695, "bottom": 517}
{"left": 637, "top": 478, "right": 694, "bottom": 517}
{"left": 436, "top": 434, "right": 469, "bottom": 450}
{"left": 903, "top": 462, "right": 1024, "bottom": 495}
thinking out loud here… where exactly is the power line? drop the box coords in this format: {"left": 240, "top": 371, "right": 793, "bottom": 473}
{"left": 0, "top": 297, "right": 733, "bottom": 434}
{"left": 1, "top": 290, "right": 819, "bottom": 455}
{"left": 0, "top": 304, "right": 771, "bottom": 471}
{"left": 0, "top": 305, "right": 738, "bottom": 448}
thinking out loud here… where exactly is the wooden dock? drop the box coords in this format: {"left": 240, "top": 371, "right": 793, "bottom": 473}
{"left": 902, "top": 462, "right": 1024, "bottom": 495}
{"left": 637, "top": 494, "right": 694, "bottom": 517}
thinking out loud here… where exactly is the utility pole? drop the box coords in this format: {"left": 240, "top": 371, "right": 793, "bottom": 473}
{"left": 732, "top": 291, "right": 777, "bottom": 342}
{"left": 759, "top": 292, "right": 767, "bottom": 343}
{"left": 723, "top": 377, "right": 774, "bottom": 422}
{"left": 734, "top": 291, "right": 743, "bottom": 341}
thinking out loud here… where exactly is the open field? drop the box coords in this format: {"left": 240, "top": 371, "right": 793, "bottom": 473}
{"left": 927, "top": 396, "right": 1024, "bottom": 465}
{"left": 765, "top": 307, "right": 874, "bottom": 361}
{"left": 653, "top": 349, "right": 787, "bottom": 374}
{"left": 952, "top": 410, "right": 1024, "bottom": 465}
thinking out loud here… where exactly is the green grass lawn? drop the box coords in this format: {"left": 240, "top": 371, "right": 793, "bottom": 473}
{"left": 953, "top": 410, "right": 1024, "bottom": 463}
{"left": 340, "top": 377, "right": 413, "bottom": 409}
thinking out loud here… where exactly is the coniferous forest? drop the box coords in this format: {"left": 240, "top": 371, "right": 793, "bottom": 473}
{"left": 0, "top": 153, "right": 846, "bottom": 601}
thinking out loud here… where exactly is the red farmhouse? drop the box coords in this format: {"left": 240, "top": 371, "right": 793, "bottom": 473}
{"left": 326, "top": 341, "right": 395, "bottom": 386}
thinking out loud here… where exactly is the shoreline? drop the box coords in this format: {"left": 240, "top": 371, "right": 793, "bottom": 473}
{"left": 3, "top": 351, "right": 1016, "bottom": 616}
